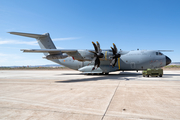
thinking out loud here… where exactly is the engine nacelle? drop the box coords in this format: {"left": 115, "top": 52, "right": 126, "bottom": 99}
{"left": 46, "top": 54, "right": 68, "bottom": 60}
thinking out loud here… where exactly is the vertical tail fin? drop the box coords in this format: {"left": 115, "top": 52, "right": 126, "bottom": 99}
{"left": 8, "top": 32, "right": 57, "bottom": 56}
{"left": 8, "top": 32, "right": 56, "bottom": 49}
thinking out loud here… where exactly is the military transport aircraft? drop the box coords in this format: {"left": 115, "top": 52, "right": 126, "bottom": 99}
{"left": 9, "top": 32, "right": 171, "bottom": 74}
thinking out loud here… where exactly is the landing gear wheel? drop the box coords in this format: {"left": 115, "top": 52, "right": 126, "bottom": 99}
{"left": 147, "top": 75, "right": 149, "bottom": 77}
{"left": 159, "top": 74, "right": 162, "bottom": 77}
{"left": 105, "top": 73, "right": 109, "bottom": 75}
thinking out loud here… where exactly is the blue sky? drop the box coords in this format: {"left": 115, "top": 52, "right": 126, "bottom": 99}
{"left": 0, "top": 0, "right": 180, "bottom": 66}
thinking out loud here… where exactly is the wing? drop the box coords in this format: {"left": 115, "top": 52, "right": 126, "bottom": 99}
{"left": 21, "top": 49, "right": 85, "bottom": 61}
{"left": 158, "top": 50, "right": 174, "bottom": 52}
{"left": 21, "top": 49, "right": 77, "bottom": 55}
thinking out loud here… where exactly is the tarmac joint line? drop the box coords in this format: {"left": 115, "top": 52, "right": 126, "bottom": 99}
{"left": 101, "top": 80, "right": 121, "bottom": 120}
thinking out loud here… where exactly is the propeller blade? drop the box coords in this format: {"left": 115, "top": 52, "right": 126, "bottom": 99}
{"left": 89, "top": 50, "right": 97, "bottom": 54}
{"left": 95, "top": 57, "right": 100, "bottom": 68}
{"left": 92, "top": 56, "right": 97, "bottom": 62}
{"left": 91, "top": 57, "right": 100, "bottom": 70}
{"left": 96, "top": 41, "right": 101, "bottom": 53}
{"left": 111, "top": 58, "right": 115, "bottom": 65}
{"left": 110, "top": 58, "right": 117, "bottom": 67}
{"left": 92, "top": 42, "right": 98, "bottom": 53}
{"left": 113, "top": 43, "right": 117, "bottom": 53}
{"left": 91, "top": 41, "right": 104, "bottom": 70}
{"left": 110, "top": 43, "right": 120, "bottom": 67}
{"left": 113, "top": 58, "right": 117, "bottom": 67}
{"left": 111, "top": 47, "right": 116, "bottom": 55}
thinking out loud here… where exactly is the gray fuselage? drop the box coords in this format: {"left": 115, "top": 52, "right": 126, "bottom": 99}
{"left": 51, "top": 49, "right": 169, "bottom": 73}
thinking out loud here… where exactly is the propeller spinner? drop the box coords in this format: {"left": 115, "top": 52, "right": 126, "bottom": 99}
{"left": 110, "top": 43, "right": 121, "bottom": 67}
{"left": 89, "top": 41, "right": 104, "bottom": 70}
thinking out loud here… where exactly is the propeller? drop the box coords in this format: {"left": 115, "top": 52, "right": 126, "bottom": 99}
{"left": 89, "top": 41, "right": 104, "bottom": 70}
{"left": 110, "top": 43, "right": 121, "bottom": 67}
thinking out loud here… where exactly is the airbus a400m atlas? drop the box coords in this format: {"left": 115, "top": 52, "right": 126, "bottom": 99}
{"left": 9, "top": 32, "right": 171, "bottom": 74}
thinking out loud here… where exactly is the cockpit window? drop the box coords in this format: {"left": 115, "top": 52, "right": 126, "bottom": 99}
{"left": 159, "top": 52, "right": 163, "bottom": 55}
{"left": 156, "top": 52, "right": 163, "bottom": 55}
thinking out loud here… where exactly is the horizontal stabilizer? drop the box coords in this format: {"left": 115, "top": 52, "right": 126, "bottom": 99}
{"left": 9, "top": 32, "right": 57, "bottom": 54}
{"left": 8, "top": 32, "right": 48, "bottom": 38}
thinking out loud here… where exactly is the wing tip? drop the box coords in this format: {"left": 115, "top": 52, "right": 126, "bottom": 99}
{"left": 7, "top": 32, "right": 14, "bottom": 34}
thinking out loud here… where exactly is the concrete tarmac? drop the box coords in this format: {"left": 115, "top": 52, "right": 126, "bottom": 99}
{"left": 0, "top": 70, "right": 180, "bottom": 120}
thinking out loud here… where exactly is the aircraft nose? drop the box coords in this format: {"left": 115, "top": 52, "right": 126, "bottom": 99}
{"left": 166, "top": 56, "right": 171, "bottom": 65}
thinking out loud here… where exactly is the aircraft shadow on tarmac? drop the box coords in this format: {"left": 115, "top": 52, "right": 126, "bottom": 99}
{"left": 60, "top": 72, "right": 142, "bottom": 76}
{"left": 55, "top": 72, "right": 180, "bottom": 83}
{"left": 56, "top": 72, "right": 142, "bottom": 83}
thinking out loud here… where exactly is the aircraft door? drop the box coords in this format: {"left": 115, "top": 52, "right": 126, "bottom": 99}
{"left": 82, "top": 62, "right": 84, "bottom": 67}
{"left": 131, "top": 62, "right": 136, "bottom": 69}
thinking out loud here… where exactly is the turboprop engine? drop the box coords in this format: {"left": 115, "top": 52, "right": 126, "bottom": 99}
{"left": 46, "top": 54, "right": 68, "bottom": 60}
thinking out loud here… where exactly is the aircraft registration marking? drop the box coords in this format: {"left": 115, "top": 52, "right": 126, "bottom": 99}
{"left": 105, "top": 51, "right": 107, "bottom": 60}
{"left": 118, "top": 58, "right": 120, "bottom": 69}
